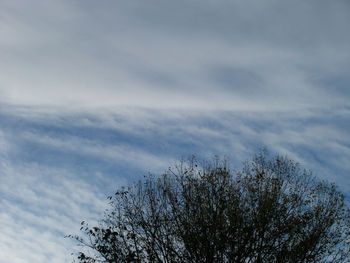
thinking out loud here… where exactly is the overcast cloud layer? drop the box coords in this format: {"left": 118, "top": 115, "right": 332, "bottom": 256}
{"left": 1, "top": 1, "right": 350, "bottom": 262}
{"left": 1, "top": 0, "right": 350, "bottom": 110}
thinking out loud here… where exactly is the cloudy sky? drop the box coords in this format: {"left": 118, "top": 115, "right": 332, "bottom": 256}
{"left": 0, "top": 0, "right": 349, "bottom": 262}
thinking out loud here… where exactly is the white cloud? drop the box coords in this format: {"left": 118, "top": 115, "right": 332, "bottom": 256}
{"left": 0, "top": 0, "right": 349, "bottom": 111}
{"left": 20, "top": 131, "right": 175, "bottom": 172}
{"left": 0, "top": 160, "right": 114, "bottom": 263}
{"left": 1, "top": 106, "right": 350, "bottom": 262}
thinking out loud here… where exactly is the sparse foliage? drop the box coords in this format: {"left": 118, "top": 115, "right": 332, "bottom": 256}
{"left": 69, "top": 151, "right": 350, "bottom": 262}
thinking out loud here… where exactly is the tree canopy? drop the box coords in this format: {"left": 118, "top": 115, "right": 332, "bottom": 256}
{"left": 69, "top": 151, "right": 350, "bottom": 263}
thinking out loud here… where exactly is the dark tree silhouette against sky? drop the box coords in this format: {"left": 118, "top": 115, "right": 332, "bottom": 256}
{"left": 70, "top": 151, "right": 350, "bottom": 263}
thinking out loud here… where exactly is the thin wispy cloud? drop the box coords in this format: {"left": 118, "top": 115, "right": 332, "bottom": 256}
{"left": 1, "top": 107, "right": 350, "bottom": 262}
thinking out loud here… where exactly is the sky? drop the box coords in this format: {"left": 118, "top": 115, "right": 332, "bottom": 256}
{"left": 0, "top": 0, "right": 349, "bottom": 262}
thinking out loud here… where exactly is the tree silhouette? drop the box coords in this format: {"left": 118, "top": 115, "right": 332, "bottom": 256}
{"left": 69, "top": 151, "right": 350, "bottom": 263}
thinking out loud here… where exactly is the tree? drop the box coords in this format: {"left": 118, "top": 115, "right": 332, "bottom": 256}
{"left": 69, "top": 151, "right": 350, "bottom": 263}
